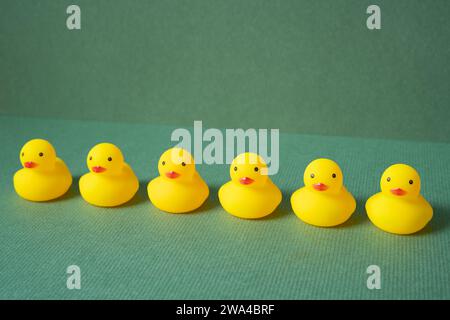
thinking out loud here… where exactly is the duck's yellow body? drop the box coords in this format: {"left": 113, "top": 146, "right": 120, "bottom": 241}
{"left": 366, "top": 164, "right": 433, "bottom": 235}
{"left": 79, "top": 143, "right": 139, "bottom": 207}
{"left": 291, "top": 158, "right": 356, "bottom": 227}
{"left": 13, "top": 139, "right": 72, "bottom": 202}
{"left": 219, "top": 180, "right": 281, "bottom": 219}
{"left": 291, "top": 187, "right": 356, "bottom": 227}
{"left": 147, "top": 148, "right": 209, "bottom": 213}
{"left": 218, "top": 153, "right": 282, "bottom": 219}
{"left": 148, "top": 172, "right": 209, "bottom": 213}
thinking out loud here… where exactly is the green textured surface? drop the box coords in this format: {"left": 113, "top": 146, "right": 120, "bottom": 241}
{"left": 1, "top": 0, "right": 450, "bottom": 142}
{"left": 0, "top": 115, "right": 449, "bottom": 299}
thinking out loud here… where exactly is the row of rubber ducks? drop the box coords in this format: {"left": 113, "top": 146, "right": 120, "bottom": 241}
{"left": 13, "top": 139, "right": 433, "bottom": 235}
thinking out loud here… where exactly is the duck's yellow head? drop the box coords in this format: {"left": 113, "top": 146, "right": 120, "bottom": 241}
{"left": 380, "top": 164, "right": 421, "bottom": 198}
{"left": 158, "top": 148, "right": 196, "bottom": 182}
{"left": 20, "top": 139, "right": 57, "bottom": 171}
{"left": 87, "top": 143, "right": 125, "bottom": 175}
{"left": 230, "top": 153, "right": 269, "bottom": 187}
{"left": 303, "top": 158, "right": 344, "bottom": 194}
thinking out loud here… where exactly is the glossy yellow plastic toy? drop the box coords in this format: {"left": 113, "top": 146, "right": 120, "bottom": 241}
{"left": 13, "top": 139, "right": 72, "bottom": 201}
{"left": 147, "top": 148, "right": 209, "bottom": 213}
{"left": 366, "top": 164, "right": 433, "bottom": 235}
{"left": 79, "top": 143, "right": 139, "bottom": 207}
{"left": 218, "top": 153, "right": 282, "bottom": 219}
{"left": 291, "top": 158, "right": 356, "bottom": 227}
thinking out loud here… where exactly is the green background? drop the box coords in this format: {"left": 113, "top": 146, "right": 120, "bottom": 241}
{"left": 1, "top": 0, "right": 449, "bottom": 141}
{"left": 0, "top": 0, "right": 449, "bottom": 299}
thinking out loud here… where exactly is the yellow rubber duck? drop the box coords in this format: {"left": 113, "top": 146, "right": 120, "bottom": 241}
{"left": 147, "top": 148, "right": 209, "bottom": 213}
{"left": 79, "top": 143, "right": 139, "bottom": 207}
{"left": 366, "top": 164, "right": 433, "bottom": 235}
{"left": 218, "top": 152, "right": 282, "bottom": 219}
{"left": 13, "top": 139, "right": 72, "bottom": 201}
{"left": 291, "top": 158, "right": 356, "bottom": 227}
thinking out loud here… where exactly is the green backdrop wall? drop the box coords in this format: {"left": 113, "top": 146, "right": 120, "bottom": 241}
{"left": 1, "top": 0, "right": 449, "bottom": 142}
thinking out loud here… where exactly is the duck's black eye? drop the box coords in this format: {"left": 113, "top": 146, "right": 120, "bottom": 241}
{"left": 310, "top": 173, "right": 315, "bottom": 178}
{"left": 387, "top": 177, "right": 391, "bottom": 182}
{"left": 254, "top": 167, "right": 259, "bottom": 172}
{"left": 332, "top": 173, "right": 336, "bottom": 178}
{"left": 234, "top": 166, "right": 238, "bottom": 171}
{"left": 89, "top": 156, "right": 92, "bottom": 161}
{"left": 162, "top": 161, "right": 166, "bottom": 165}
{"left": 409, "top": 180, "right": 413, "bottom": 185}
{"left": 181, "top": 162, "right": 186, "bottom": 166}
{"left": 108, "top": 157, "right": 112, "bottom": 161}
{"left": 21, "top": 152, "right": 24, "bottom": 157}
{"left": 39, "top": 152, "right": 43, "bottom": 157}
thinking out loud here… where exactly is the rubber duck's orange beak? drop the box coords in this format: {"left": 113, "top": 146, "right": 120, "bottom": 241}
{"left": 165, "top": 171, "right": 179, "bottom": 179}
{"left": 24, "top": 161, "right": 37, "bottom": 168}
{"left": 239, "top": 177, "right": 254, "bottom": 185}
{"left": 92, "top": 166, "right": 106, "bottom": 173}
{"left": 313, "top": 183, "right": 328, "bottom": 191}
{"left": 390, "top": 188, "right": 406, "bottom": 196}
